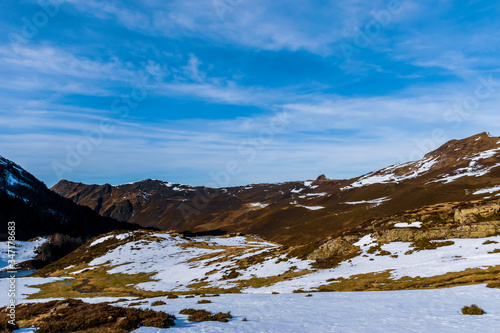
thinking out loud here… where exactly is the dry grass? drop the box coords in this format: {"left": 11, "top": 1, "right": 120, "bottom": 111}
{"left": 1, "top": 299, "right": 175, "bottom": 332}
{"left": 197, "top": 300, "right": 212, "bottom": 304}
{"left": 318, "top": 265, "right": 500, "bottom": 292}
{"left": 27, "top": 269, "right": 169, "bottom": 300}
{"left": 179, "top": 309, "right": 232, "bottom": 322}
{"left": 462, "top": 304, "right": 486, "bottom": 315}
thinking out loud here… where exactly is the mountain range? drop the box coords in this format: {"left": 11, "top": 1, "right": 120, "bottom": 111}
{"left": 50, "top": 132, "right": 500, "bottom": 245}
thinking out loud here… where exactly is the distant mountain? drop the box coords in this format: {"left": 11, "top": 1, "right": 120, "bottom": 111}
{"left": 0, "top": 155, "right": 142, "bottom": 241}
{"left": 52, "top": 132, "right": 500, "bottom": 245}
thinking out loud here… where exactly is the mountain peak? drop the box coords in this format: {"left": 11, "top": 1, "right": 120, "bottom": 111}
{"left": 424, "top": 132, "right": 499, "bottom": 164}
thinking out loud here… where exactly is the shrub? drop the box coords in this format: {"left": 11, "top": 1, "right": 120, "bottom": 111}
{"left": 167, "top": 295, "right": 179, "bottom": 299}
{"left": 488, "top": 249, "right": 500, "bottom": 254}
{"left": 185, "top": 295, "right": 195, "bottom": 299}
{"left": 179, "top": 309, "right": 232, "bottom": 323}
{"left": 222, "top": 269, "right": 241, "bottom": 280}
{"left": 128, "top": 302, "right": 143, "bottom": 307}
{"left": 242, "top": 317, "right": 248, "bottom": 321}
{"left": 412, "top": 238, "right": 454, "bottom": 251}
{"left": 1, "top": 299, "right": 175, "bottom": 332}
{"left": 272, "top": 292, "right": 279, "bottom": 295}
{"left": 486, "top": 281, "right": 500, "bottom": 289}
{"left": 482, "top": 240, "right": 498, "bottom": 245}
{"left": 461, "top": 304, "right": 485, "bottom": 315}
{"left": 151, "top": 301, "right": 166, "bottom": 306}
{"left": 305, "top": 294, "right": 313, "bottom": 297}
{"left": 197, "top": 300, "right": 212, "bottom": 304}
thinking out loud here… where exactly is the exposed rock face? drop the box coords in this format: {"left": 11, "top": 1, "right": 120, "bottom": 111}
{"left": 375, "top": 221, "right": 500, "bottom": 243}
{"left": 308, "top": 237, "right": 360, "bottom": 260}
{"left": 454, "top": 202, "right": 500, "bottom": 224}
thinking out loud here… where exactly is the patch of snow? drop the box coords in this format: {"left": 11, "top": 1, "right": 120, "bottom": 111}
{"left": 129, "top": 285, "right": 500, "bottom": 333}
{"left": 394, "top": 222, "right": 422, "bottom": 228}
{"left": 305, "top": 192, "right": 327, "bottom": 197}
{"left": 83, "top": 233, "right": 281, "bottom": 292}
{"left": 249, "top": 203, "right": 269, "bottom": 209}
{"left": 342, "top": 197, "right": 390, "bottom": 206}
{"left": 432, "top": 148, "right": 500, "bottom": 184}
{"left": 342, "top": 158, "right": 439, "bottom": 190}
{"left": 0, "top": 277, "right": 69, "bottom": 306}
{"left": 116, "top": 233, "right": 133, "bottom": 240}
{"left": 290, "top": 188, "right": 304, "bottom": 193}
{"left": 0, "top": 238, "right": 47, "bottom": 270}
{"left": 473, "top": 185, "right": 500, "bottom": 195}
{"left": 296, "top": 205, "right": 325, "bottom": 210}
{"left": 251, "top": 235, "right": 500, "bottom": 293}
{"left": 89, "top": 235, "right": 115, "bottom": 247}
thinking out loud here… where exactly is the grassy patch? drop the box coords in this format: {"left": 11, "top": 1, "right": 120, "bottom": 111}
{"left": 286, "top": 242, "right": 320, "bottom": 260}
{"left": 234, "top": 269, "right": 313, "bottom": 289}
{"left": 222, "top": 268, "right": 242, "bottom": 280}
{"left": 462, "top": 304, "right": 486, "bottom": 315}
{"left": 197, "top": 300, "right": 212, "bottom": 304}
{"left": 482, "top": 240, "right": 499, "bottom": 245}
{"left": 318, "top": 265, "right": 500, "bottom": 292}
{"left": 488, "top": 248, "right": 500, "bottom": 254}
{"left": 411, "top": 238, "right": 455, "bottom": 251}
{"left": 151, "top": 301, "right": 166, "bottom": 306}
{"left": 27, "top": 268, "right": 168, "bottom": 299}
{"left": 312, "top": 250, "right": 361, "bottom": 269}
{"left": 179, "top": 309, "right": 232, "bottom": 323}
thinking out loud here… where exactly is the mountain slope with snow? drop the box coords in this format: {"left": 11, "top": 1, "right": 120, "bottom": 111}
{"left": 0, "top": 155, "right": 142, "bottom": 241}
{"left": 52, "top": 132, "right": 500, "bottom": 245}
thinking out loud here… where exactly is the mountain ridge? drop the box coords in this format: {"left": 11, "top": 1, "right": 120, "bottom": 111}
{"left": 0, "top": 155, "right": 143, "bottom": 241}
{"left": 51, "top": 132, "right": 500, "bottom": 245}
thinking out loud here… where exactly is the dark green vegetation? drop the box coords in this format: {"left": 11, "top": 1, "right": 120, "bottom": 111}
{"left": 179, "top": 309, "right": 232, "bottom": 322}
{"left": 0, "top": 299, "right": 175, "bottom": 332}
{"left": 461, "top": 304, "right": 486, "bottom": 315}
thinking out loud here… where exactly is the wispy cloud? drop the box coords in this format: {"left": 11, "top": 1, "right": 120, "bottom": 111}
{"left": 1, "top": 0, "right": 500, "bottom": 187}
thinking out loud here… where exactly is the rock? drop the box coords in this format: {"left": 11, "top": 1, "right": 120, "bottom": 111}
{"left": 454, "top": 202, "right": 500, "bottom": 224}
{"left": 308, "top": 237, "right": 360, "bottom": 260}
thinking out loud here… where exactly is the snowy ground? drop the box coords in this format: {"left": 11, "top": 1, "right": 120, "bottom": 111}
{"left": 248, "top": 235, "right": 500, "bottom": 293}
{"left": 131, "top": 285, "right": 500, "bottom": 333}
{"left": 1, "top": 233, "right": 500, "bottom": 332}
{"left": 3, "top": 282, "right": 499, "bottom": 333}
{"left": 0, "top": 238, "right": 46, "bottom": 271}
{"left": 41, "top": 231, "right": 500, "bottom": 294}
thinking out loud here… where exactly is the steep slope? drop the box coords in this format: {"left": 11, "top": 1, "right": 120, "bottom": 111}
{"left": 0, "top": 155, "right": 142, "bottom": 241}
{"left": 52, "top": 132, "right": 500, "bottom": 245}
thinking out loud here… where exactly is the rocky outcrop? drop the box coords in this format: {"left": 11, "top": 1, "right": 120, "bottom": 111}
{"left": 308, "top": 236, "right": 360, "bottom": 260}
{"left": 376, "top": 221, "right": 500, "bottom": 243}
{"left": 454, "top": 201, "right": 500, "bottom": 224}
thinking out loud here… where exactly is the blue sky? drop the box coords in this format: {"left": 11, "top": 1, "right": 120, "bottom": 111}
{"left": 2, "top": 0, "right": 500, "bottom": 187}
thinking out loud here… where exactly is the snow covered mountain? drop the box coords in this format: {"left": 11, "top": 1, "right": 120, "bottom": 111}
{"left": 3, "top": 133, "right": 500, "bottom": 332}
{"left": 52, "top": 132, "right": 500, "bottom": 245}
{"left": 0, "top": 155, "right": 141, "bottom": 241}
